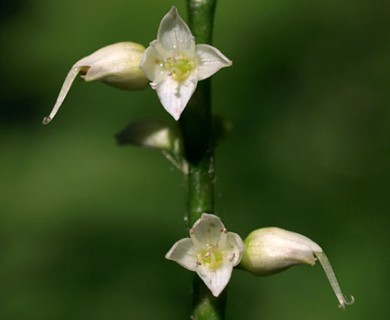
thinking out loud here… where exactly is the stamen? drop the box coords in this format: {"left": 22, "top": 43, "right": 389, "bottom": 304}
{"left": 315, "top": 251, "right": 355, "bottom": 309}
{"left": 162, "top": 55, "right": 195, "bottom": 82}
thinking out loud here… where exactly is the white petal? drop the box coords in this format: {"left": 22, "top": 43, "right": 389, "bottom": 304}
{"left": 140, "top": 42, "right": 166, "bottom": 84}
{"left": 269, "top": 228, "right": 323, "bottom": 253}
{"left": 222, "top": 232, "right": 245, "bottom": 267}
{"left": 76, "top": 42, "right": 145, "bottom": 81}
{"left": 190, "top": 213, "right": 226, "bottom": 247}
{"left": 165, "top": 238, "right": 197, "bottom": 271}
{"left": 154, "top": 73, "right": 197, "bottom": 120}
{"left": 158, "top": 6, "right": 195, "bottom": 53}
{"left": 79, "top": 42, "right": 146, "bottom": 87}
{"left": 195, "top": 44, "right": 232, "bottom": 81}
{"left": 197, "top": 263, "right": 233, "bottom": 297}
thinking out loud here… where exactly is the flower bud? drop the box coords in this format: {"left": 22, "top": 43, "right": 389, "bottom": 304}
{"left": 240, "top": 227, "right": 354, "bottom": 309}
{"left": 43, "top": 42, "right": 149, "bottom": 124}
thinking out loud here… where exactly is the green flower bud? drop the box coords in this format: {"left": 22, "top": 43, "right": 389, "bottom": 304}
{"left": 43, "top": 42, "right": 149, "bottom": 124}
{"left": 240, "top": 227, "right": 354, "bottom": 309}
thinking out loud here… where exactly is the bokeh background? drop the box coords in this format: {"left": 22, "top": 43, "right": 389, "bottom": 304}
{"left": 1, "top": 0, "right": 389, "bottom": 319}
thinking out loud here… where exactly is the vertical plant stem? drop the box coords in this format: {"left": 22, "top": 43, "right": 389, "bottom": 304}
{"left": 179, "top": 0, "right": 226, "bottom": 319}
{"left": 182, "top": 0, "right": 216, "bottom": 224}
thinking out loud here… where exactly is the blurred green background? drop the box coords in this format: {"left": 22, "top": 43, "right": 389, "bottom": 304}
{"left": 1, "top": 0, "right": 389, "bottom": 319}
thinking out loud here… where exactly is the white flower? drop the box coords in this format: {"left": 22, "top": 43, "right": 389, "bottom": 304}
{"left": 43, "top": 42, "right": 149, "bottom": 124}
{"left": 141, "top": 6, "right": 232, "bottom": 120}
{"left": 166, "top": 213, "right": 244, "bottom": 297}
{"left": 241, "top": 227, "right": 355, "bottom": 309}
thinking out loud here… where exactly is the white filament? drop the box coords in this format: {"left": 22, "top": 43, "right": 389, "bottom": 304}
{"left": 315, "top": 251, "right": 355, "bottom": 309}
{"left": 42, "top": 66, "right": 82, "bottom": 124}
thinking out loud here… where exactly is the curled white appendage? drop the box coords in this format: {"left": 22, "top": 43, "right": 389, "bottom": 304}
{"left": 315, "top": 251, "right": 355, "bottom": 309}
{"left": 42, "top": 66, "right": 82, "bottom": 124}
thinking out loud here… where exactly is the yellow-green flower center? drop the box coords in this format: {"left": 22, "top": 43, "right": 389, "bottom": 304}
{"left": 163, "top": 55, "right": 195, "bottom": 81}
{"left": 198, "top": 244, "right": 223, "bottom": 271}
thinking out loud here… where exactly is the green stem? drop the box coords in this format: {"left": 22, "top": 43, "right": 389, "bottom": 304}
{"left": 181, "top": 80, "right": 214, "bottom": 226}
{"left": 179, "top": 0, "right": 225, "bottom": 319}
{"left": 187, "top": 0, "right": 216, "bottom": 44}
{"left": 182, "top": 0, "right": 216, "bottom": 223}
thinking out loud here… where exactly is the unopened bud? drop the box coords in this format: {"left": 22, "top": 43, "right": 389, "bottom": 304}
{"left": 240, "top": 227, "right": 354, "bottom": 309}
{"left": 43, "top": 42, "right": 149, "bottom": 124}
